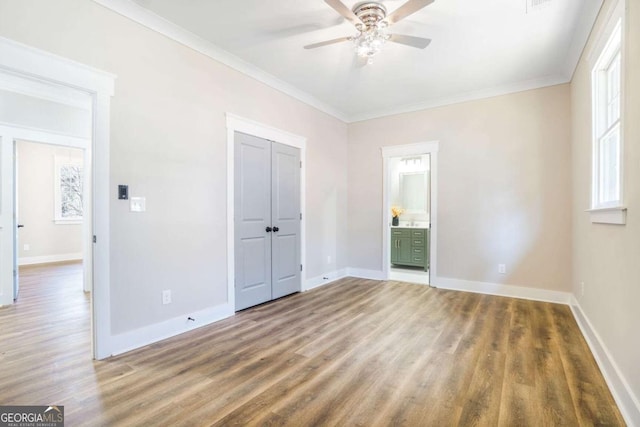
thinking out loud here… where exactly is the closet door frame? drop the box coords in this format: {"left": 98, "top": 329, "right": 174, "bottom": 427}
{"left": 226, "top": 114, "right": 306, "bottom": 311}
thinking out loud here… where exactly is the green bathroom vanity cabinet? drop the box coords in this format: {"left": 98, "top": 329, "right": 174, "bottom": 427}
{"left": 390, "top": 227, "right": 429, "bottom": 270}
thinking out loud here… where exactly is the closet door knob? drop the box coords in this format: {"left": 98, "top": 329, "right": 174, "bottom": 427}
{"left": 265, "top": 226, "right": 273, "bottom": 232}
{"left": 273, "top": 226, "right": 279, "bottom": 232}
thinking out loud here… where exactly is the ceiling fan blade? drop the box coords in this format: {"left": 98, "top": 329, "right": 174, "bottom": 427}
{"left": 388, "top": 34, "right": 432, "bottom": 49}
{"left": 304, "top": 36, "right": 352, "bottom": 49}
{"left": 324, "top": 0, "right": 363, "bottom": 26}
{"left": 386, "top": 0, "right": 435, "bottom": 25}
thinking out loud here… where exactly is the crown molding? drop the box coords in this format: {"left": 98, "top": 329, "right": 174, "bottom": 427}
{"left": 92, "top": 0, "right": 349, "bottom": 122}
{"left": 91, "top": 0, "right": 598, "bottom": 124}
{"left": 347, "top": 74, "right": 569, "bottom": 123}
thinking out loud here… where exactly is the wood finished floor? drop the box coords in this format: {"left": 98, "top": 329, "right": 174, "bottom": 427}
{"left": 0, "top": 262, "right": 624, "bottom": 426}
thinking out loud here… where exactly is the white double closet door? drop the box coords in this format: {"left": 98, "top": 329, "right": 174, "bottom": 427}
{"left": 234, "top": 132, "right": 301, "bottom": 311}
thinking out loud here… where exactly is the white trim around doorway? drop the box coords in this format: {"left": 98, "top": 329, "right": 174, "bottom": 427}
{"left": 381, "top": 141, "right": 439, "bottom": 284}
{"left": 226, "top": 113, "right": 307, "bottom": 311}
{"left": 0, "top": 36, "right": 115, "bottom": 359}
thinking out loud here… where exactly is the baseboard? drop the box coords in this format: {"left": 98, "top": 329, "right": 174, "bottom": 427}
{"left": 389, "top": 269, "right": 429, "bottom": 285}
{"left": 345, "top": 269, "right": 570, "bottom": 304}
{"left": 570, "top": 296, "right": 640, "bottom": 427}
{"left": 346, "top": 268, "right": 386, "bottom": 281}
{"left": 18, "top": 253, "right": 82, "bottom": 266}
{"left": 304, "top": 268, "right": 348, "bottom": 291}
{"left": 434, "top": 276, "right": 571, "bottom": 304}
{"left": 109, "top": 302, "right": 234, "bottom": 357}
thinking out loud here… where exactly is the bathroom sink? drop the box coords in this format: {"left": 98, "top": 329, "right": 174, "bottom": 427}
{"left": 392, "top": 222, "right": 429, "bottom": 228}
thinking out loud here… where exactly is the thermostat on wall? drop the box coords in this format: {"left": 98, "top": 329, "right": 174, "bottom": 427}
{"left": 118, "top": 185, "right": 128, "bottom": 200}
{"left": 130, "top": 197, "right": 146, "bottom": 212}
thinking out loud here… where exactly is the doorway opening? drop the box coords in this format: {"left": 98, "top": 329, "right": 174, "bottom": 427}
{"left": 0, "top": 70, "right": 95, "bottom": 358}
{"left": 389, "top": 154, "right": 431, "bottom": 284}
{"left": 16, "top": 140, "right": 88, "bottom": 301}
{"left": 382, "top": 141, "right": 439, "bottom": 285}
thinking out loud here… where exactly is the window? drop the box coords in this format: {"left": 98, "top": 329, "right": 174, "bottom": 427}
{"left": 54, "top": 156, "right": 83, "bottom": 224}
{"left": 590, "top": 8, "right": 625, "bottom": 224}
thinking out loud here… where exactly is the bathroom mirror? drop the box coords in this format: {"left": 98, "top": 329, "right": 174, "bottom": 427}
{"left": 400, "top": 172, "right": 428, "bottom": 214}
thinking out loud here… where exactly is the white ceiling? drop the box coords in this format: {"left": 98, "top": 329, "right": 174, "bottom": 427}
{"left": 105, "top": 0, "right": 603, "bottom": 122}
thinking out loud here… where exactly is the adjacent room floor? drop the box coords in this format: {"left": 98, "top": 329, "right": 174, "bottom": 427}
{"left": 0, "top": 263, "right": 624, "bottom": 426}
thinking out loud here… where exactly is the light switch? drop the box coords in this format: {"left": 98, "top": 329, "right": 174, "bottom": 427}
{"left": 130, "top": 197, "right": 146, "bottom": 212}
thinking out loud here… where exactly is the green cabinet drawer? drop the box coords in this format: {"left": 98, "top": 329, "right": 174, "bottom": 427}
{"left": 411, "top": 229, "right": 425, "bottom": 238}
{"left": 391, "top": 229, "right": 410, "bottom": 238}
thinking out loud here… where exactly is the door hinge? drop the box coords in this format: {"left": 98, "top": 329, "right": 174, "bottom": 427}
{"left": 300, "top": 161, "right": 302, "bottom": 168}
{"left": 300, "top": 264, "right": 303, "bottom": 272}
{"left": 300, "top": 213, "right": 302, "bottom": 220}
{"left": 93, "top": 235, "right": 97, "bottom": 243}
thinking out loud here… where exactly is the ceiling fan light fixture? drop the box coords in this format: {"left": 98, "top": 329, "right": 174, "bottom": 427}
{"left": 354, "top": 25, "right": 390, "bottom": 63}
{"left": 306, "top": 0, "right": 435, "bottom": 65}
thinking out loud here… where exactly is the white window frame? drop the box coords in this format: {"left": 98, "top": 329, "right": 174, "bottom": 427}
{"left": 588, "top": 0, "right": 626, "bottom": 225}
{"left": 54, "top": 155, "right": 84, "bottom": 224}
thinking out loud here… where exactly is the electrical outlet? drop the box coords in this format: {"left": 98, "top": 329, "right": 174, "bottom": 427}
{"left": 23, "top": 244, "right": 30, "bottom": 251}
{"left": 580, "top": 281, "right": 585, "bottom": 297}
{"left": 327, "top": 255, "right": 331, "bottom": 264}
{"left": 498, "top": 264, "right": 506, "bottom": 274}
{"left": 162, "top": 290, "right": 172, "bottom": 305}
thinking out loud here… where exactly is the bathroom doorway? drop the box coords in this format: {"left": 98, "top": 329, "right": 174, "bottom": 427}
{"left": 389, "top": 155, "right": 430, "bottom": 284}
{"left": 381, "top": 142, "right": 439, "bottom": 286}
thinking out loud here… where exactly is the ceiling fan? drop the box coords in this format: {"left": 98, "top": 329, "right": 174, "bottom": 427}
{"left": 304, "top": 0, "right": 434, "bottom": 64}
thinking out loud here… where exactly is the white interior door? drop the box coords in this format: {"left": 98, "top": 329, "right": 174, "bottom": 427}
{"left": 0, "top": 135, "right": 16, "bottom": 306}
{"left": 234, "top": 132, "right": 272, "bottom": 311}
{"left": 271, "top": 142, "right": 301, "bottom": 299}
{"left": 234, "top": 133, "right": 301, "bottom": 311}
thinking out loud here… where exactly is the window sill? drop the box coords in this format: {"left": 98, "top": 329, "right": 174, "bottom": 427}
{"left": 54, "top": 219, "right": 83, "bottom": 225}
{"left": 586, "top": 206, "right": 627, "bottom": 225}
